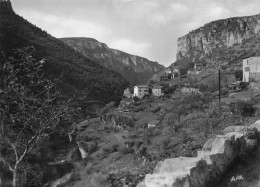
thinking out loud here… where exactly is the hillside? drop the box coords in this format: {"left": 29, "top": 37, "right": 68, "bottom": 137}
{"left": 60, "top": 37, "right": 165, "bottom": 86}
{"left": 173, "top": 13, "right": 260, "bottom": 72}
{"left": 0, "top": 0, "right": 128, "bottom": 104}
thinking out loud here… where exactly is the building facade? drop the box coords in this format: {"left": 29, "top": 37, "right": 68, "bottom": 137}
{"left": 134, "top": 85, "right": 148, "bottom": 99}
{"left": 152, "top": 86, "right": 163, "bottom": 97}
{"left": 160, "top": 68, "right": 175, "bottom": 81}
{"left": 243, "top": 56, "right": 260, "bottom": 82}
{"left": 180, "top": 87, "right": 200, "bottom": 94}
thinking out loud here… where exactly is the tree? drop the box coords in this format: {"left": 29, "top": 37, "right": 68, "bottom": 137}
{"left": 0, "top": 47, "right": 74, "bottom": 187}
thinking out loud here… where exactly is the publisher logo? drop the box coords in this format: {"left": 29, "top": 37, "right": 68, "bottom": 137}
{"left": 231, "top": 175, "right": 243, "bottom": 182}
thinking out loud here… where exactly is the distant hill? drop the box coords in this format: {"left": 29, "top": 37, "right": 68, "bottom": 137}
{"left": 60, "top": 37, "right": 165, "bottom": 86}
{"left": 0, "top": 0, "right": 128, "bottom": 103}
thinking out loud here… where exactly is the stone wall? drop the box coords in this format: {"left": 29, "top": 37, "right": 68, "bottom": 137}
{"left": 137, "top": 120, "right": 260, "bottom": 187}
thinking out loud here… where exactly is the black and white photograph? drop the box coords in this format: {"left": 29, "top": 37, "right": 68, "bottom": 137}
{"left": 1, "top": 0, "right": 260, "bottom": 186}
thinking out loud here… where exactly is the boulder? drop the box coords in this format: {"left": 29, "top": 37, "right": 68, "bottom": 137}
{"left": 245, "top": 139, "right": 258, "bottom": 151}
{"left": 249, "top": 120, "right": 260, "bottom": 139}
{"left": 224, "top": 132, "right": 246, "bottom": 156}
{"left": 202, "top": 138, "right": 214, "bottom": 151}
{"left": 197, "top": 136, "right": 235, "bottom": 180}
{"left": 144, "top": 157, "right": 209, "bottom": 187}
{"left": 223, "top": 126, "right": 258, "bottom": 139}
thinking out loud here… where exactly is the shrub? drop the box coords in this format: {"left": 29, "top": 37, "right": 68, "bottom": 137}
{"left": 230, "top": 101, "right": 255, "bottom": 117}
{"left": 133, "top": 96, "right": 139, "bottom": 102}
{"left": 100, "top": 101, "right": 115, "bottom": 115}
{"left": 235, "top": 70, "right": 243, "bottom": 81}
{"left": 118, "top": 147, "right": 134, "bottom": 154}
{"left": 151, "top": 106, "right": 161, "bottom": 113}
{"left": 166, "top": 115, "right": 183, "bottom": 133}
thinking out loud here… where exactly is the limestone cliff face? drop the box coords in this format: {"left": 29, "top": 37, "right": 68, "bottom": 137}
{"left": 60, "top": 37, "right": 164, "bottom": 85}
{"left": 177, "top": 14, "right": 260, "bottom": 62}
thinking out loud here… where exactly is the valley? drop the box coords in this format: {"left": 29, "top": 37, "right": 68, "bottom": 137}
{"left": 1, "top": 0, "right": 260, "bottom": 187}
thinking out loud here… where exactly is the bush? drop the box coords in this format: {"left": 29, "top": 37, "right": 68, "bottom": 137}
{"left": 118, "top": 147, "right": 134, "bottom": 154}
{"left": 151, "top": 106, "right": 161, "bottom": 113}
{"left": 100, "top": 101, "right": 115, "bottom": 114}
{"left": 133, "top": 96, "right": 139, "bottom": 102}
{"left": 235, "top": 70, "right": 243, "bottom": 81}
{"left": 161, "top": 84, "right": 177, "bottom": 94}
{"left": 229, "top": 101, "right": 255, "bottom": 117}
{"left": 239, "top": 82, "right": 249, "bottom": 90}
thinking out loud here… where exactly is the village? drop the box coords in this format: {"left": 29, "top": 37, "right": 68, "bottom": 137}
{"left": 123, "top": 53, "right": 260, "bottom": 102}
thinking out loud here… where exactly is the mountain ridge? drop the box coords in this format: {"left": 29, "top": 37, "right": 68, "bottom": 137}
{"left": 0, "top": 0, "right": 128, "bottom": 104}
{"left": 60, "top": 37, "right": 165, "bottom": 86}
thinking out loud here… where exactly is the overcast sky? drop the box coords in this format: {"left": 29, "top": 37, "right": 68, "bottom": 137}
{"left": 12, "top": 0, "right": 260, "bottom": 66}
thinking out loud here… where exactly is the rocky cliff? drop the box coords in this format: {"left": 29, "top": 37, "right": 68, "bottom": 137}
{"left": 61, "top": 37, "right": 164, "bottom": 85}
{"left": 177, "top": 13, "right": 260, "bottom": 62}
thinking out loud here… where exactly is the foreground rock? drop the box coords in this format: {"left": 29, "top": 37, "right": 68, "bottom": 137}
{"left": 137, "top": 120, "right": 260, "bottom": 187}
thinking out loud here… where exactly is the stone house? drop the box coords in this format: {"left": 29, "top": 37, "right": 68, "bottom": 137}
{"left": 242, "top": 55, "right": 260, "bottom": 83}
{"left": 242, "top": 54, "right": 260, "bottom": 91}
{"left": 152, "top": 86, "right": 163, "bottom": 97}
{"left": 133, "top": 85, "right": 148, "bottom": 99}
{"left": 160, "top": 67, "right": 174, "bottom": 81}
{"left": 180, "top": 87, "right": 200, "bottom": 94}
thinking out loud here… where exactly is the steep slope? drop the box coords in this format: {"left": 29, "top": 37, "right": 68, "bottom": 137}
{"left": 173, "top": 13, "right": 260, "bottom": 71}
{"left": 0, "top": 0, "right": 128, "bottom": 103}
{"left": 60, "top": 37, "right": 165, "bottom": 85}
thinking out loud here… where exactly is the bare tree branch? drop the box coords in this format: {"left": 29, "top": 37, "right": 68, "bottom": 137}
{"left": 0, "top": 156, "right": 14, "bottom": 172}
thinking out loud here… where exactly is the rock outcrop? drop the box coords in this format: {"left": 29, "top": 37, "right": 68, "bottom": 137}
{"left": 177, "top": 14, "right": 260, "bottom": 62}
{"left": 60, "top": 37, "right": 165, "bottom": 85}
{"left": 137, "top": 120, "right": 260, "bottom": 187}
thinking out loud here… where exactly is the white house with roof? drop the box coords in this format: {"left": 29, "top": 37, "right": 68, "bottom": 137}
{"left": 134, "top": 85, "right": 148, "bottom": 99}
{"left": 152, "top": 86, "right": 163, "bottom": 97}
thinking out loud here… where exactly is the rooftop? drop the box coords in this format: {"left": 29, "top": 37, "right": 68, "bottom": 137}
{"left": 135, "top": 85, "right": 148, "bottom": 87}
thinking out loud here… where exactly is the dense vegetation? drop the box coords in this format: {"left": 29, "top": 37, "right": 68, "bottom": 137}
{"left": 0, "top": 1, "right": 128, "bottom": 105}
{"left": 65, "top": 92, "right": 258, "bottom": 187}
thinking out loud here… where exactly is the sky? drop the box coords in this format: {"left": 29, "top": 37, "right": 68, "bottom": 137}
{"left": 11, "top": 0, "right": 260, "bottom": 66}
